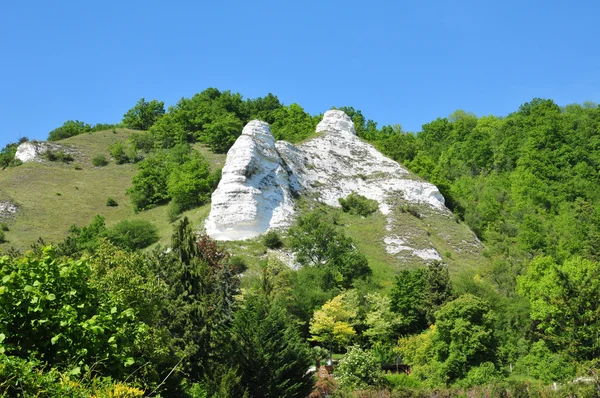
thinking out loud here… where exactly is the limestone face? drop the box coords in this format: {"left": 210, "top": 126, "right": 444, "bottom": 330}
{"left": 206, "top": 110, "right": 446, "bottom": 241}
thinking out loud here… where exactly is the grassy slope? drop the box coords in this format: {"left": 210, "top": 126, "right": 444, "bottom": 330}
{"left": 0, "top": 130, "right": 225, "bottom": 252}
{"left": 0, "top": 129, "right": 486, "bottom": 288}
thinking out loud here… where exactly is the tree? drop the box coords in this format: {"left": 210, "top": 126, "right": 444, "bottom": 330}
{"left": 232, "top": 296, "right": 313, "bottom": 398}
{"left": 309, "top": 292, "right": 358, "bottom": 358}
{"left": 433, "top": 294, "right": 497, "bottom": 383}
{"left": 518, "top": 256, "right": 600, "bottom": 360}
{"left": 48, "top": 120, "right": 92, "bottom": 141}
{"left": 390, "top": 268, "right": 427, "bottom": 334}
{"left": 167, "top": 153, "right": 220, "bottom": 212}
{"left": 271, "top": 104, "right": 319, "bottom": 142}
{"left": 289, "top": 209, "right": 371, "bottom": 288}
{"left": 423, "top": 261, "right": 454, "bottom": 323}
{"left": 122, "top": 98, "right": 165, "bottom": 130}
{"left": 203, "top": 112, "right": 243, "bottom": 153}
{"left": 363, "top": 292, "right": 403, "bottom": 346}
{"left": 150, "top": 219, "right": 239, "bottom": 391}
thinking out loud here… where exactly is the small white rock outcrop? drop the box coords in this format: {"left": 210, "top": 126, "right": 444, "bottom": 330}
{"left": 14, "top": 141, "right": 66, "bottom": 163}
{"left": 206, "top": 110, "right": 446, "bottom": 241}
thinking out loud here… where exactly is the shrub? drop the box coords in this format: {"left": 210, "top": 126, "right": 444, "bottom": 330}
{"left": 106, "top": 197, "right": 118, "bottom": 207}
{"left": 167, "top": 202, "right": 181, "bottom": 223}
{"left": 44, "top": 150, "right": 74, "bottom": 163}
{"left": 0, "top": 230, "right": 5, "bottom": 243}
{"left": 263, "top": 230, "right": 283, "bottom": 249}
{"left": 229, "top": 256, "right": 248, "bottom": 274}
{"left": 107, "top": 220, "right": 159, "bottom": 250}
{"left": 338, "top": 193, "right": 379, "bottom": 217}
{"left": 108, "top": 142, "right": 130, "bottom": 164}
{"left": 385, "top": 373, "right": 422, "bottom": 390}
{"left": 0, "top": 223, "right": 8, "bottom": 231}
{"left": 92, "top": 155, "right": 109, "bottom": 167}
{"left": 335, "top": 346, "right": 385, "bottom": 390}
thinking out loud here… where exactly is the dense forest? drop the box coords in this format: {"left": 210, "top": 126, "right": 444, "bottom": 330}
{"left": 1, "top": 89, "right": 600, "bottom": 397}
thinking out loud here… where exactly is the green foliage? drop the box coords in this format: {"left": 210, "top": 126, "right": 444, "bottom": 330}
{"left": 390, "top": 261, "right": 454, "bottom": 333}
{"left": 335, "top": 346, "right": 385, "bottom": 390}
{"left": 433, "top": 294, "right": 497, "bottom": 383}
{"left": 390, "top": 268, "right": 427, "bottom": 334}
{"left": 0, "top": 138, "right": 26, "bottom": 169}
{"left": 0, "top": 354, "right": 146, "bottom": 397}
{"left": 0, "top": 231, "right": 5, "bottom": 244}
{"left": 106, "top": 197, "right": 118, "bottom": 207}
{"left": 167, "top": 153, "right": 220, "bottom": 212}
{"left": 150, "top": 218, "right": 240, "bottom": 392}
{"left": 0, "top": 245, "right": 170, "bottom": 388}
{"left": 122, "top": 98, "right": 165, "bottom": 130}
{"left": 128, "top": 145, "right": 220, "bottom": 212}
{"left": 107, "top": 141, "right": 136, "bottom": 164}
{"left": 48, "top": 120, "right": 92, "bottom": 141}
{"left": 289, "top": 208, "right": 371, "bottom": 288}
{"left": 203, "top": 112, "right": 244, "bottom": 153}
{"left": 106, "top": 220, "right": 159, "bottom": 250}
{"left": 0, "top": 223, "right": 8, "bottom": 232}
{"left": 92, "top": 154, "right": 108, "bottom": 167}
{"left": 456, "top": 362, "right": 500, "bottom": 388}
{"left": 232, "top": 295, "right": 314, "bottom": 398}
{"left": 271, "top": 103, "right": 320, "bottom": 142}
{"left": 514, "top": 340, "right": 576, "bottom": 383}
{"left": 339, "top": 193, "right": 379, "bottom": 217}
{"left": 309, "top": 292, "right": 358, "bottom": 351}
{"left": 58, "top": 215, "right": 109, "bottom": 256}
{"left": 363, "top": 292, "right": 403, "bottom": 346}
{"left": 44, "top": 149, "right": 74, "bottom": 163}
{"left": 263, "top": 230, "right": 283, "bottom": 249}
{"left": 518, "top": 256, "right": 600, "bottom": 360}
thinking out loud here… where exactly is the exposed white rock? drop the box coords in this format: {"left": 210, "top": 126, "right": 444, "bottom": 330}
{"left": 384, "top": 236, "right": 413, "bottom": 255}
{"left": 14, "top": 141, "right": 69, "bottom": 163}
{"left": 205, "top": 121, "right": 297, "bottom": 240}
{"left": 413, "top": 248, "right": 442, "bottom": 261}
{"left": 206, "top": 110, "right": 447, "bottom": 241}
{"left": 0, "top": 201, "right": 19, "bottom": 218}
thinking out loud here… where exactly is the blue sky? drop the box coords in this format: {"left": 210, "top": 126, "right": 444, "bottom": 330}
{"left": 1, "top": 0, "right": 599, "bottom": 148}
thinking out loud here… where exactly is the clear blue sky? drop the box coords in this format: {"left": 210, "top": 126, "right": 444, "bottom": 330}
{"left": 1, "top": 0, "right": 599, "bottom": 148}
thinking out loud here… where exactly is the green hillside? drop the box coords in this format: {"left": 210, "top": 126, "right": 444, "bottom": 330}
{"left": 2, "top": 90, "right": 600, "bottom": 397}
{"left": 0, "top": 129, "right": 225, "bottom": 251}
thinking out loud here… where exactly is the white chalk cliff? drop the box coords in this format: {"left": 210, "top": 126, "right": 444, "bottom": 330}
{"left": 206, "top": 110, "right": 446, "bottom": 241}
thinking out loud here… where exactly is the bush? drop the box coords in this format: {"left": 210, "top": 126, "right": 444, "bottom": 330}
{"left": 106, "top": 197, "right": 118, "bottom": 207}
{"left": 0, "top": 230, "right": 5, "bottom": 243}
{"left": 92, "top": 155, "right": 108, "bottom": 167}
{"left": 108, "top": 142, "right": 131, "bottom": 164}
{"left": 335, "top": 346, "right": 385, "bottom": 391}
{"left": 385, "top": 373, "right": 422, "bottom": 390}
{"left": 339, "top": 193, "right": 379, "bottom": 217}
{"left": 0, "top": 223, "right": 8, "bottom": 231}
{"left": 44, "top": 150, "right": 74, "bottom": 163}
{"left": 263, "top": 230, "right": 283, "bottom": 249}
{"left": 107, "top": 220, "right": 159, "bottom": 250}
{"left": 229, "top": 256, "right": 248, "bottom": 274}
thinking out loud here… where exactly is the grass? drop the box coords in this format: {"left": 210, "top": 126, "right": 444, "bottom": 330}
{"left": 0, "top": 128, "right": 488, "bottom": 292}
{"left": 0, "top": 130, "right": 216, "bottom": 252}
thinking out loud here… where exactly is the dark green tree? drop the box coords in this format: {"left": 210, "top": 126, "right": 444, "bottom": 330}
{"left": 122, "top": 98, "right": 165, "bottom": 130}
{"left": 232, "top": 295, "right": 314, "bottom": 398}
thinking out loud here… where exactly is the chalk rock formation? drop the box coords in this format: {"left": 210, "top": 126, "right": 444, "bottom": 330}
{"left": 14, "top": 141, "right": 67, "bottom": 163}
{"left": 206, "top": 110, "right": 446, "bottom": 241}
{"left": 204, "top": 121, "right": 298, "bottom": 240}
